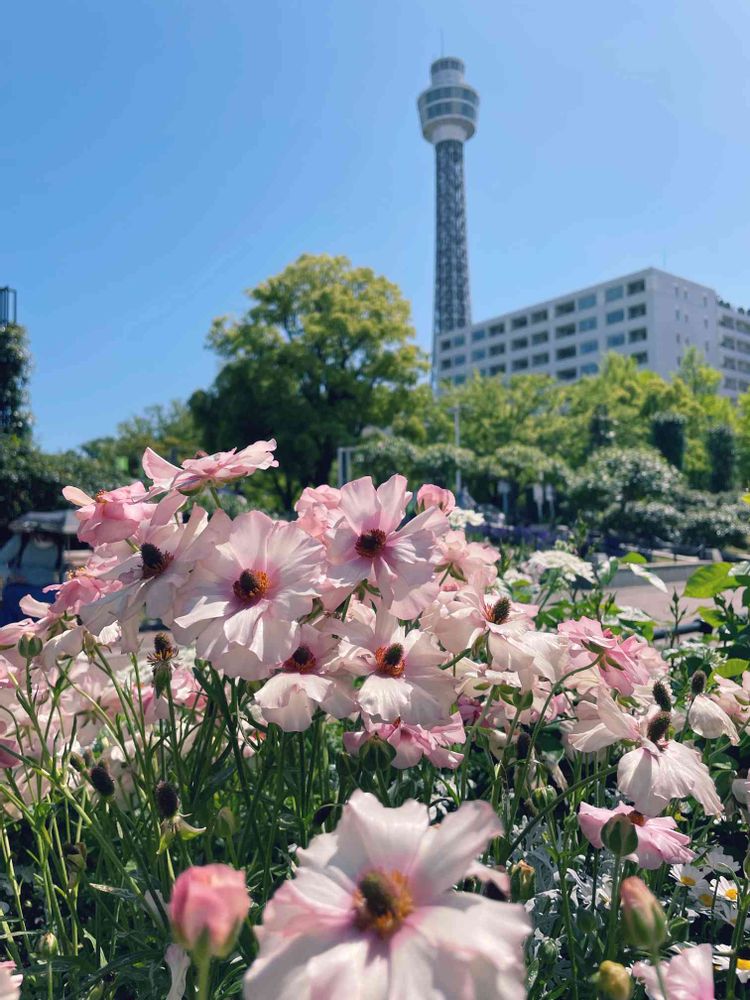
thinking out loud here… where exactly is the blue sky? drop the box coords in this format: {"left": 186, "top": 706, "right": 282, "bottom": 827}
{"left": 3, "top": 0, "right": 750, "bottom": 451}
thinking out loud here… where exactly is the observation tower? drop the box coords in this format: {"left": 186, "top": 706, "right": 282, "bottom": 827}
{"left": 418, "top": 57, "right": 479, "bottom": 355}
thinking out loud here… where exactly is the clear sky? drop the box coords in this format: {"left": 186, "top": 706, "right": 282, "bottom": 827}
{"left": 3, "top": 0, "right": 750, "bottom": 451}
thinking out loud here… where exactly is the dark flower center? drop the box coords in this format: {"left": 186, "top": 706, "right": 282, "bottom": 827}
{"left": 355, "top": 529, "right": 387, "bottom": 559}
{"left": 232, "top": 569, "right": 271, "bottom": 605}
{"left": 487, "top": 597, "right": 511, "bottom": 625}
{"left": 627, "top": 810, "right": 646, "bottom": 827}
{"left": 353, "top": 870, "right": 413, "bottom": 938}
{"left": 646, "top": 711, "right": 671, "bottom": 747}
{"left": 283, "top": 645, "right": 318, "bottom": 674}
{"left": 141, "top": 543, "right": 173, "bottom": 579}
{"left": 375, "top": 643, "right": 405, "bottom": 678}
{"left": 147, "top": 632, "right": 177, "bottom": 664}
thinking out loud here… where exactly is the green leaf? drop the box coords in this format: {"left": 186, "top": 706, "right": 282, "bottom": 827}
{"left": 714, "top": 658, "right": 750, "bottom": 678}
{"left": 696, "top": 606, "right": 724, "bottom": 628}
{"left": 627, "top": 562, "right": 667, "bottom": 593}
{"left": 621, "top": 551, "right": 647, "bottom": 564}
{"left": 683, "top": 562, "right": 734, "bottom": 598}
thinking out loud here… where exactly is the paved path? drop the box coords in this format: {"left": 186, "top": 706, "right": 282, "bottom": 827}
{"left": 613, "top": 579, "right": 743, "bottom": 624}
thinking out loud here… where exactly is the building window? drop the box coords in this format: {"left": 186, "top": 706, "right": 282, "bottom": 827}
{"left": 703, "top": 295, "right": 708, "bottom": 307}
{"left": 555, "top": 323, "right": 576, "bottom": 339}
{"left": 605, "top": 285, "right": 624, "bottom": 302}
{"left": 453, "top": 333, "right": 465, "bottom": 346}
{"left": 531, "top": 330, "right": 549, "bottom": 345}
{"left": 440, "top": 338, "right": 451, "bottom": 351}
{"left": 724, "top": 376, "right": 738, "bottom": 390}
{"left": 454, "top": 374, "right": 466, "bottom": 385}
{"left": 471, "top": 348, "right": 486, "bottom": 362}
{"left": 531, "top": 309, "right": 548, "bottom": 323}
{"left": 580, "top": 339, "right": 598, "bottom": 354}
{"left": 738, "top": 340, "right": 750, "bottom": 355}
{"left": 632, "top": 351, "right": 648, "bottom": 365}
{"left": 556, "top": 345, "right": 577, "bottom": 360}
{"left": 721, "top": 335, "right": 736, "bottom": 349}
{"left": 720, "top": 315, "right": 736, "bottom": 329}
{"left": 489, "top": 363, "right": 506, "bottom": 375}
{"left": 555, "top": 300, "right": 575, "bottom": 316}
{"left": 629, "top": 327, "right": 647, "bottom": 343}
{"left": 440, "top": 358, "right": 452, "bottom": 370}
{"left": 532, "top": 351, "right": 549, "bottom": 365}
{"left": 489, "top": 343, "right": 505, "bottom": 356}
{"left": 511, "top": 316, "right": 528, "bottom": 330}
{"left": 627, "top": 279, "right": 645, "bottom": 295}
{"left": 724, "top": 356, "right": 737, "bottom": 370}
{"left": 489, "top": 323, "right": 505, "bottom": 336}
{"left": 628, "top": 303, "right": 646, "bottom": 319}
{"left": 454, "top": 353, "right": 466, "bottom": 366}
{"left": 580, "top": 362, "right": 599, "bottom": 375}
{"left": 606, "top": 309, "right": 625, "bottom": 325}
{"left": 579, "top": 316, "right": 597, "bottom": 332}
{"left": 512, "top": 358, "right": 529, "bottom": 372}
{"left": 511, "top": 336, "right": 529, "bottom": 350}
{"left": 557, "top": 367, "right": 577, "bottom": 381}
{"left": 578, "top": 293, "right": 597, "bottom": 310}
{"left": 472, "top": 328, "right": 486, "bottom": 341}
{"left": 607, "top": 332, "right": 625, "bottom": 347}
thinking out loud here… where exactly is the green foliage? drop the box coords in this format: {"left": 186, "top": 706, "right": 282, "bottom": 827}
{"left": 651, "top": 410, "right": 687, "bottom": 469}
{"left": 0, "top": 322, "right": 32, "bottom": 438}
{"left": 707, "top": 423, "right": 737, "bottom": 492}
{"left": 190, "top": 254, "right": 426, "bottom": 509}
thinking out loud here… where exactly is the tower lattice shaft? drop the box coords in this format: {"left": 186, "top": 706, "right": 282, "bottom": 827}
{"left": 434, "top": 139, "right": 471, "bottom": 336}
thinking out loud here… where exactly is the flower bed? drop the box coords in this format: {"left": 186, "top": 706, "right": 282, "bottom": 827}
{"left": 0, "top": 441, "right": 748, "bottom": 999}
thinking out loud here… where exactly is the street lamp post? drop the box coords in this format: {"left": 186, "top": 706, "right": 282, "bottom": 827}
{"left": 449, "top": 405, "right": 461, "bottom": 495}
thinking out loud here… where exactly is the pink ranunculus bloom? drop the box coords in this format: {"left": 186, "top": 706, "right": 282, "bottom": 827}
{"left": 711, "top": 675, "right": 750, "bottom": 723}
{"left": 173, "top": 510, "right": 324, "bottom": 679}
{"left": 334, "top": 603, "right": 456, "bottom": 727}
{"left": 0, "top": 961, "right": 22, "bottom": 1000}
{"left": 343, "top": 712, "right": 466, "bottom": 770}
{"left": 63, "top": 482, "right": 157, "bottom": 546}
{"left": 143, "top": 440, "right": 278, "bottom": 494}
{"left": 435, "top": 528, "right": 499, "bottom": 582}
{"left": 170, "top": 863, "right": 251, "bottom": 958}
{"left": 243, "top": 791, "right": 530, "bottom": 1000}
{"left": 42, "top": 560, "right": 124, "bottom": 618}
{"left": 324, "top": 475, "right": 448, "bottom": 605}
{"left": 633, "top": 943, "right": 714, "bottom": 999}
{"left": 80, "top": 494, "right": 206, "bottom": 650}
{"left": 688, "top": 694, "right": 739, "bottom": 744}
{"left": 294, "top": 485, "right": 344, "bottom": 539}
{"left": 567, "top": 686, "right": 641, "bottom": 753}
{"left": 426, "top": 573, "right": 536, "bottom": 656}
{"left": 416, "top": 483, "right": 456, "bottom": 514}
{"left": 578, "top": 802, "right": 695, "bottom": 869}
{"left": 253, "top": 625, "right": 356, "bottom": 732}
{"left": 558, "top": 616, "right": 655, "bottom": 695}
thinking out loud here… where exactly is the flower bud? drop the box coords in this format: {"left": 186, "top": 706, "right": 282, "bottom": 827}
{"left": 68, "top": 751, "right": 86, "bottom": 773}
{"left": 538, "top": 938, "right": 558, "bottom": 963}
{"left": 531, "top": 785, "right": 557, "bottom": 810}
{"left": 601, "top": 814, "right": 638, "bottom": 858}
{"left": 169, "top": 864, "right": 251, "bottom": 959}
{"left": 691, "top": 670, "right": 707, "bottom": 696}
{"left": 18, "top": 633, "right": 43, "bottom": 659}
{"left": 216, "top": 806, "right": 238, "bottom": 837}
{"left": 64, "top": 842, "right": 87, "bottom": 887}
{"left": 652, "top": 681, "right": 672, "bottom": 713}
{"left": 152, "top": 660, "right": 173, "bottom": 698}
{"left": 620, "top": 876, "right": 667, "bottom": 950}
{"left": 155, "top": 780, "right": 180, "bottom": 820}
{"left": 37, "top": 932, "right": 59, "bottom": 959}
{"left": 515, "top": 731, "right": 531, "bottom": 760}
{"left": 595, "top": 961, "right": 633, "bottom": 1000}
{"left": 89, "top": 763, "right": 115, "bottom": 798}
{"left": 512, "top": 688, "right": 534, "bottom": 711}
{"left": 509, "top": 860, "right": 536, "bottom": 902}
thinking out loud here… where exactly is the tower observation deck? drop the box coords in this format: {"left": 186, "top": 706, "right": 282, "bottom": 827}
{"left": 418, "top": 57, "right": 479, "bottom": 356}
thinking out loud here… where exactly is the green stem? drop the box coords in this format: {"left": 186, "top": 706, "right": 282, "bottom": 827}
{"left": 605, "top": 856, "right": 623, "bottom": 961}
{"left": 196, "top": 956, "right": 211, "bottom": 1000}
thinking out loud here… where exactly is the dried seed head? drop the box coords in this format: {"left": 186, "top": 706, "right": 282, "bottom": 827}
{"left": 652, "top": 680, "right": 672, "bottom": 713}
{"left": 155, "top": 780, "right": 180, "bottom": 820}
{"left": 89, "top": 763, "right": 115, "bottom": 798}
{"left": 646, "top": 711, "right": 671, "bottom": 746}
{"left": 691, "top": 670, "right": 707, "bottom": 696}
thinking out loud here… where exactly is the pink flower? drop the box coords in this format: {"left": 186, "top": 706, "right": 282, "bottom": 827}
{"left": 688, "top": 694, "right": 739, "bottom": 744}
{"left": 558, "top": 617, "right": 656, "bottom": 695}
{"left": 334, "top": 604, "right": 456, "bottom": 727}
{"left": 243, "top": 790, "right": 530, "bottom": 1000}
{"left": 143, "top": 440, "right": 278, "bottom": 493}
{"left": 0, "top": 961, "right": 22, "bottom": 1000}
{"left": 578, "top": 802, "right": 694, "bottom": 869}
{"left": 173, "top": 510, "right": 324, "bottom": 678}
{"left": 633, "top": 944, "right": 714, "bottom": 999}
{"left": 436, "top": 528, "right": 499, "bottom": 581}
{"left": 63, "top": 482, "right": 157, "bottom": 546}
{"left": 325, "top": 475, "right": 448, "bottom": 605}
{"left": 426, "top": 574, "right": 535, "bottom": 655}
{"left": 416, "top": 484, "right": 455, "bottom": 514}
{"left": 253, "top": 626, "right": 356, "bottom": 732}
{"left": 295, "top": 485, "right": 343, "bottom": 539}
{"left": 170, "top": 863, "right": 251, "bottom": 957}
{"left": 343, "top": 713, "right": 466, "bottom": 770}
{"left": 618, "top": 736, "right": 722, "bottom": 818}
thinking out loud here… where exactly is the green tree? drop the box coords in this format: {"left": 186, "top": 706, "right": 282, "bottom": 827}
{"left": 707, "top": 423, "right": 737, "bottom": 492}
{"left": 190, "top": 254, "right": 426, "bottom": 509}
{"left": 651, "top": 411, "right": 687, "bottom": 470}
{"left": 0, "top": 322, "right": 32, "bottom": 438}
{"left": 82, "top": 401, "right": 201, "bottom": 478}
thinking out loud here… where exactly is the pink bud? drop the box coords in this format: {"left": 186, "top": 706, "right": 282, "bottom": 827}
{"left": 169, "top": 864, "right": 251, "bottom": 958}
{"left": 416, "top": 484, "right": 455, "bottom": 514}
{"left": 620, "top": 876, "right": 666, "bottom": 950}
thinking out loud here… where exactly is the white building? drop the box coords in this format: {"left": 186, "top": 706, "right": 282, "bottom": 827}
{"left": 433, "top": 267, "right": 750, "bottom": 399}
